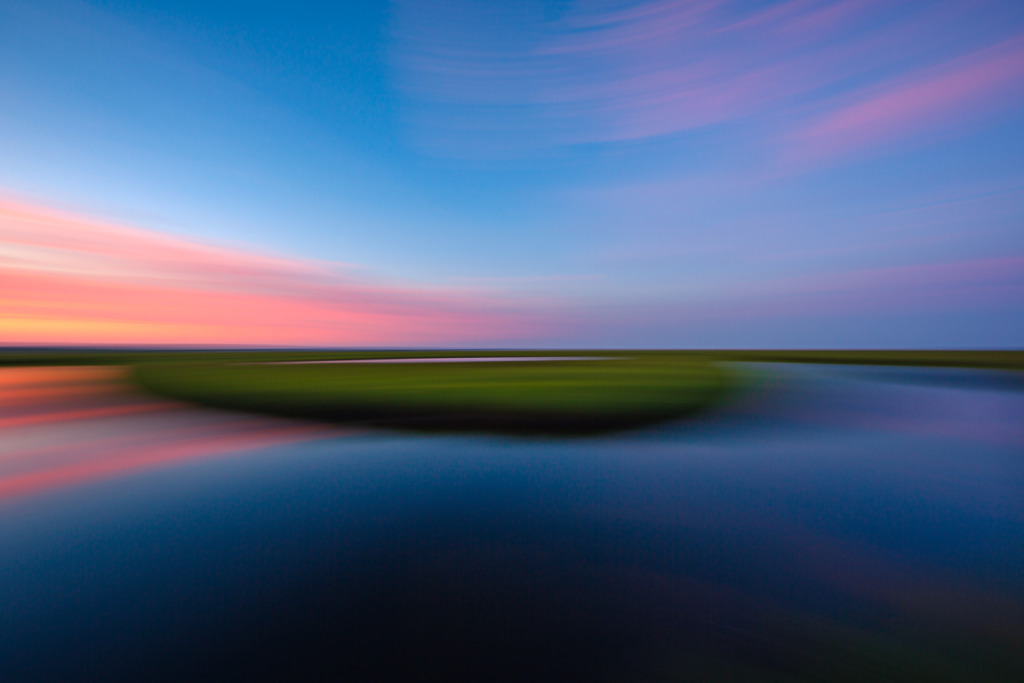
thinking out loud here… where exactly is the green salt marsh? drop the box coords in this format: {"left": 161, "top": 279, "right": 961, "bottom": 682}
{"left": 131, "top": 354, "right": 731, "bottom": 435}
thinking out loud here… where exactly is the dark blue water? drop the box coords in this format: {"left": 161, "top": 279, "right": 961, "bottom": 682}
{"left": 1, "top": 365, "right": 1022, "bottom": 681}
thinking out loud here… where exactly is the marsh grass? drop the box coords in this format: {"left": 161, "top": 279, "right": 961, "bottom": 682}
{"left": 132, "top": 355, "right": 730, "bottom": 435}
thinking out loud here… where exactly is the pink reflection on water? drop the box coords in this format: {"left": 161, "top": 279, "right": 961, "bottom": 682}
{"left": 0, "top": 366, "right": 340, "bottom": 502}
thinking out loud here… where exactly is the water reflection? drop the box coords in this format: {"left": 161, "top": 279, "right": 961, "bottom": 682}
{"left": 0, "top": 366, "right": 337, "bottom": 501}
{"left": 0, "top": 364, "right": 1021, "bottom": 680}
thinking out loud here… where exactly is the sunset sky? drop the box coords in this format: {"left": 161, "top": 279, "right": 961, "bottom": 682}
{"left": 2, "top": 0, "right": 1023, "bottom": 347}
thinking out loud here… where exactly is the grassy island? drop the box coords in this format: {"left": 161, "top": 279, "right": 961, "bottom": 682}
{"left": 131, "top": 354, "right": 731, "bottom": 436}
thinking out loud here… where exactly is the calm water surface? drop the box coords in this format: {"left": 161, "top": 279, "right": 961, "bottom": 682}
{"left": 1, "top": 364, "right": 1022, "bottom": 681}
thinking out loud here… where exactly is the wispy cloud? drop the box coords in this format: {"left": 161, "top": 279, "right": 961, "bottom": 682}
{"left": 787, "top": 33, "right": 1024, "bottom": 163}
{"left": 0, "top": 198, "right": 556, "bottom": 346}
{"left": 391, "top": 0, "right": 1023, "bottom": 161}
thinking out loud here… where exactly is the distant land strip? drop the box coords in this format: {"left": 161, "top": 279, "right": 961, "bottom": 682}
{"left": 0, "top": 348, "right": 1021, "bottom": 369}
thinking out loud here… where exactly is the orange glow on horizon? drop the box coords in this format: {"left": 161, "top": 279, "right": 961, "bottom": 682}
{"left": 0, "top": 198, "right": 552, "bottom": 347}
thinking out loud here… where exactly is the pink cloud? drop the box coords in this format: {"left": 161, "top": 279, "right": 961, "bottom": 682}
{"left": 776, "top": 0, "right": 878, "bottom": 36}
{"left": 535, "top": 0, "right": 882, "bottom": 142}
{"left": 787, "top": 34, "right": 1024, "bottom": 162}
{"left": 0, "top": 198, "right": 557, "bottom": 346}
{"left": 391, "top": 0, "right": 923, "bottom": 149}
{"left": 713, "top": 0, "right": 819, "bottom": 34}
{"left": 392, "top": 0, "right": 1022, "bottom": 161}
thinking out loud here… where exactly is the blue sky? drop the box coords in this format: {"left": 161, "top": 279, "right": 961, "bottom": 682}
{"left": 2, "top": 0, "right": 1023, "bottom": 347}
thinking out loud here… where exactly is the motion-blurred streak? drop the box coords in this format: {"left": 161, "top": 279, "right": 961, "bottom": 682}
{"left": 0, "top": 366, "right": 339, "bottom": 502}
{"left": 0, "top": 198, "right": 557, "bottom": 347}
{"left": 392, "top": 0, "right": 1024, "bottom": 156}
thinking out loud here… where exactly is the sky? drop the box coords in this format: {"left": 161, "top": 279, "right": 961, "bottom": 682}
{"left": 1, "top": 0, "right": 1022, "bottom": 348}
